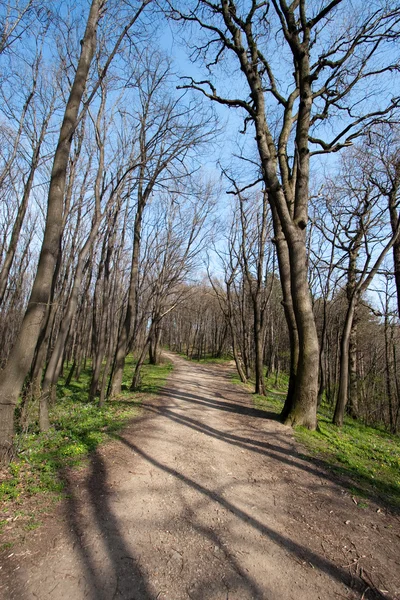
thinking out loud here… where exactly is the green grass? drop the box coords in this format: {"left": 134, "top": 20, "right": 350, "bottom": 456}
{"left": 0, "top": 357, "right": 172, "bottom": 507}
{"left": 176, "top": 350, "right": 233, "bottom": 365}
{"left": 232, "top": 370, "right": 400, "bottom": 510}
{"left": 295, "top": 412, "right": 400, "bottom": 509}
{"left": 232, "top": 370, "right": 288, "bottom": 412}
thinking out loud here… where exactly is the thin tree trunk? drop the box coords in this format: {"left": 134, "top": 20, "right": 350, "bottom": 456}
{"left": 226, "top": 283, "right": 247, "bottom": 383}
{"left": 254, "top": 303, "right": 266, "bottom": 396}
{"left": 0, "top": 0, "right": 103, "bottom": 463}
{"left": 0, "top": 123, "right": 49, "bottom": 306}
{"left": 348, "top": 319, "right": 359, "bottom": 418}
{"left": 110, "top": 202, "right": 144, "bottom": 395}
{"left": 333, "top": 297, "right": 357, "bottom": 426}
{"left": 273, "top": 216, "right": 299, "bottom": 422}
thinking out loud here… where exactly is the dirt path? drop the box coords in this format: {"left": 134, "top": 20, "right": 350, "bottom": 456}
{"left": 1, "top": 353, "right": 399, "bottom": 600}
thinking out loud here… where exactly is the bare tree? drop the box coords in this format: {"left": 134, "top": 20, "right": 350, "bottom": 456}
{"left": 360, "top": 126, "right": 400, "bottom": 318}
{"left": 0, "top": 0, "right": 152, "bottom": 463}
{"left": 167, "top": 0, "right": 400, "bottom": 429}
{"left": 0, "top": 0, "right": 39, "bottom": 56}
{"left": 0, "top": 37, "right": 57, "bottom": 306}
{"left": 315, "top": 147, "right": 400, "bottom": 426}
{"left": 109, "top": 52, "right": 216, "bottom": 396}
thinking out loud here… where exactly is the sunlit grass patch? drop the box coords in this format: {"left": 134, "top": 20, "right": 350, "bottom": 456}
{"left": 176, "top": 350, "right": 233, "bottom": 364}
{"left": 231, "top": 371, "right": 285, "bottom": 412}
{"left": 253, "top": 393, "right": 283, "bottom": 411}
{"left": 138, "top": 360, "right": 173, "bottom": 394}
{"left": 0, "top": 357, "right": 172, "bottom": 508}
{"left": 231, "top": 370, "right": 400, "bottom": 509}
{"left": 295, "top": 415, "right": 400, "bottom": 509}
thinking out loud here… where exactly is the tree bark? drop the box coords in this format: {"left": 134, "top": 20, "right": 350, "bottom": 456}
{"left": 333, "top": 297, "right": 357, "bottom": 426}
{"left": 388, "top": 173, "right": 400, "bottom": 317}
{"left": 347, "top": 319, "right": 359, "bottom": 418}
{"left": 110, "top": 195, "right": 145, "bottom": 395}
{"left": 0, "top": 0, "right": 104, "bottom": 464}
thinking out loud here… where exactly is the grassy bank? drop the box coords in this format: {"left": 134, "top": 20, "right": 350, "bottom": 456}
{"left": 295, "top": 412, "right": 400, "bottom": 510}
{"left": 0, "top": 357, "right": 172, "bottom": 538}
{"left": 235, "top": 371, "right": 400, "bottom": 510}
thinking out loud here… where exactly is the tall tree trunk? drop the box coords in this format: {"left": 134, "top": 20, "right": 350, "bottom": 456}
{"left": 282, "top": 227, "right": 319, "bottom": 428}
{"left": 40, "top": 92, "right": 107, "bottom": 420}
{"left": 226, "top": 283, "right": 247, "bottom": 383}
{"left": 254, "top": 302, "right": 266, "bottom": 396}
{"left": 333, "top": 297, "right": 357, "bottom": 426}
{"left": 272, "top": 215, "right": 299, "bottom": 422}
{"left": 347, "top": 319, "right": 359, "bottom": 418}
{"left": 384, "top": 292, "right": 395, "bottom": 432}
{"left": 388, "top": 175, "right": 400, "bottom": 317}
{"left": 0, "top": 0, "right": 104, "bottom": 464}
{"left": 109, "top": 198, "right": 145, "bottom": 395}
{"left": 0, "top": 125, "right": 48, "bottom": 306}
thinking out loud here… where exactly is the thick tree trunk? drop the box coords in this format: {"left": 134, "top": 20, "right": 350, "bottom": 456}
{"left": 283, "top": 229, "right": 319, "bottom": 429}
{"left": 0, "top": 0, "right": 103, "bottom": 464}
{"left": 149, "top": 324, "right": 162, "bottom": 365}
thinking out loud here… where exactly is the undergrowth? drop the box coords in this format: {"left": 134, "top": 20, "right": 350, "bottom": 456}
{"left": 0, "top": 357, "right": 172, "bottom": 508}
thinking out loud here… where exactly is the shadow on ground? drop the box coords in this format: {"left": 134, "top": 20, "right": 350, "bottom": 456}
{"left": 157, "top": 384, "right": 400, "bottom": 514}
{"left": 56, "top": 374, "right": 393, "bottom": 600}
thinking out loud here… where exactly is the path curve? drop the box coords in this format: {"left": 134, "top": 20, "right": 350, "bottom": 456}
{"left": 1, "top": 353, "right": 399, "bottom": 599}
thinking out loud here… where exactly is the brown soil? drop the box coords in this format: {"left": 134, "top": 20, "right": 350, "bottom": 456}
{"left": 1, "top": 352, "right": 399, "bottom": 600}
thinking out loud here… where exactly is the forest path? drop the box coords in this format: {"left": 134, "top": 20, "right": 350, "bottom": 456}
{"left": 1, "top": 353, "right": 399, "bottom": 600}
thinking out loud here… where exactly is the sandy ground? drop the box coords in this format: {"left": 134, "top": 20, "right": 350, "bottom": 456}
{"left": 1, "top": 352, "right": 399, "bottom": 600}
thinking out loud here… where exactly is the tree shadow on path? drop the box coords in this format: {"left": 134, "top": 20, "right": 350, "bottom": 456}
{"left": 61, "top": 450, "right": 153, "bottom": 600}
{"left": 154, "top": 386, "right": 400, "bottom": 514}
{"left": 118, "top": 434, "right": 389, "bottom": 600}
